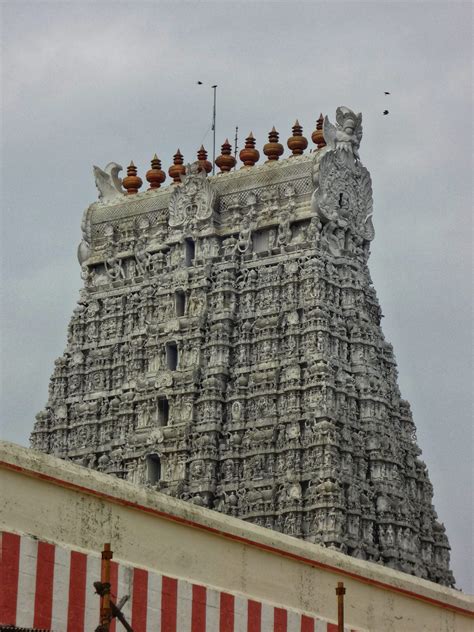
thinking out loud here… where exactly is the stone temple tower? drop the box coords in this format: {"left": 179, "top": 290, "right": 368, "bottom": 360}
{"left": 31, "top": 107, "right": 454, "bottom": 586}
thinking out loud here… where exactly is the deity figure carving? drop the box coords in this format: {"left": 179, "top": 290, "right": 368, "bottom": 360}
{"left": 276, "top": 209, "right": 292, "bottom": 249}
{"left": 104, "top": 243, "right": 125, "bottom": 281}
{"left": 134, "top": 236, "right": 153, "bottom": 276}
{"left": 236, "top": 216, "right": 253, "bottom": 254}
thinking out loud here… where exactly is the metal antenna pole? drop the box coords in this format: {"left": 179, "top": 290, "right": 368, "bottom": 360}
{"left": 211, "top": 85, "right": 217, "bottom": 175}
{"left": 234, "top": 125, "right": 239, "bottom": 170}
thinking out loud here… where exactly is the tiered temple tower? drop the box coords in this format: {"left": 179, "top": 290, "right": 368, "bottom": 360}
{"left": 31, "top": 107, "right": 454, "bottom": 586}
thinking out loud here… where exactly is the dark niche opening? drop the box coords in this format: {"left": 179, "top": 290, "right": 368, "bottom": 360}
{"left": 175, "top": 290, "right": 186, "bottom": 317}
{"left": 184, "top": 238, "right": 195, "bottom": 266}
{"left": 146, "top": 453, "right": 161, "bottom": 484}
{"left": 165, "top": 341, "right": 178, "bottom": 371}
{"left": 157, "top": 396, "right": 169, "bottom": 426}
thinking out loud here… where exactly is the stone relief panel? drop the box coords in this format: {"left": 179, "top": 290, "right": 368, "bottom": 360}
{"left": 31, "top": 107, "right": 454, "bottom": 587}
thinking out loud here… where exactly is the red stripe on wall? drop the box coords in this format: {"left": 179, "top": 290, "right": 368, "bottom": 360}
{"left": 109, "top": 561, "right": 119, "bottom": 632}
{"left": 0, "top": 532, "right": 21, "bottom": 624}
{"left": 33, "top": 541, "right": 55, "bottom": 628}
{"left": 161, "top": 576, "right": 178, "bottom": 632}
{"left": 274, "top": 607, "right": 287, "bottom": 632}
{"left": 191, "top": 584, "right": 206, "bottom": 632}
{"left": 3, "top": 460, "right": 471, "bottom": 620}
{"left": 67, "top": 550, "right": 87, "bottom": 632}
{"left": 220, "top": 592, "right": 234, "bottom": 632}
{"left": 131, "top": 567, "right": 148, "bottom": 632}
{"left": 300, "top": 615, "right": 315, "bottom": 632}
{"left": 247, "top": 600, "right": 261, "bottom": 632}
{"left": 327, "top": 625, "right": 338, "bottom": 632}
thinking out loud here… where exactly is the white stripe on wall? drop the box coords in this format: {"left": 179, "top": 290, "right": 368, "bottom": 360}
{"left": 177, "top": 578, "right": 193, "bottom": 631}
{"left": 147, "top": 569, "right": 162, "bottom": 631}
{"left": 233, "top": 594, "right": 248, "bottom": 632}
{"left": 315, "top": 619, "right": 328, "bottom": 632}
{"left": 287, "top": 609, "right": 301, "bottom": 632}
{"left": 261, "top": 602, "right": 274, "bottom": 631}
{"left": 206, "top": 586, "right": 220, "bottom": 631}
{"left": 117, "top": 563, "right": 133, "bottom": 622}
{"left": 84, "top": 554, "right": 101, "bottom": 630}
{"left": 51, "top": 544, "right": 71, "bottom": 631}
{"left": 16, "top": 536, "right": 38, "bottom": 628}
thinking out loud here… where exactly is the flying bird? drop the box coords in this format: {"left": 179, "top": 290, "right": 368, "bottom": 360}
{"left": 197, "top": 81, "right": 203, "bottom": 85}
{"left": 383, "top": 110, "right": 389, "bottom": 115}
{"left": 384, "top": 91, "right": 390, "bottom": 95}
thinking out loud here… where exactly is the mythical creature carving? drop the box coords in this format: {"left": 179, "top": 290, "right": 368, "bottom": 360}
{"left": 92, "top": 162, "right": 124, "bottom": 203}
{"left": 322, "top": 106, "right": 363, "bottom": 161}
{"left": 168, "top": 163, "right": 216, "bottom": 228}
{"left": 311, "top": 106, "right": 375, "bottom": 257}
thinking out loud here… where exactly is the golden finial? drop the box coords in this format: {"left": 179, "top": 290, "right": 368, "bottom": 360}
{"left": 168, "top": 149, "right": 186, "bottom": 184}
{"left": 146, "top": 154, "right": 166, "bottom": 190}
{"left": 263, "top": 126, "right": 284, "bottom": 161}
{"left": 311, "top": 114, "right": 326, "bottom": 149}
{"left": 122, "top": 161, "right": 143, "bottom": 195}
{"left": 197, "top": 145, "right": 212, "bottom": 175}
{"left": 239, "top": 132, "right": 260, "bottom": 168}
{"left": 215, "top": 139, "right": 236, "bottom": 173}
{"left": 287, "top": 120, "right": 308, "bottom": 156}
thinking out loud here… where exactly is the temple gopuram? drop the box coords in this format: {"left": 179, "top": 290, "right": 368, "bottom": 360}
{"left": 31, "top": 107, "right": 454, "bottom": 586}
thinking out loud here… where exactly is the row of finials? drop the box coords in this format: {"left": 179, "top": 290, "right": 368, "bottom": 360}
{"left": 121, "top": 116, "right": 327, "bottom": 194}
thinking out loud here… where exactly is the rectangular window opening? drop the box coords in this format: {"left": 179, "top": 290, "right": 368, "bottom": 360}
{"left": 158, "top": 397, "right": 169, "bottom": 426}
{"left": 175, "top": 290, "right": 186, "bottom": 317}
{"left": 166, "top": 341, "right": 178, "bottom": 371}
{"left": 146, "top": 453, "right": 161, "bottom": 484}
{"left": 184, "top": 238, "right": 195, "bottom": 266}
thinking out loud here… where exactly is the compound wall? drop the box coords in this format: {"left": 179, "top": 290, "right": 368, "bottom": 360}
{"left": 1, "top": 442, "right": 472, "bottom": 631}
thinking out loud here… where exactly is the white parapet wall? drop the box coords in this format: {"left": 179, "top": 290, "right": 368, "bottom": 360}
{"left": 0, "top": 440, "right": 472, "bottom": 631}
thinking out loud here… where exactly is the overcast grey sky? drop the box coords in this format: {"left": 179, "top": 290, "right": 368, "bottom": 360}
{"left": 1, "top": 1, "right": 472, "bottom": 592}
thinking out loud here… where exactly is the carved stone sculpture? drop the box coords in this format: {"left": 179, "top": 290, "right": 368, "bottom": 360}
{"left": 322, "top": 106, "right": 363, "bottom": 160}
{"left": 168, "top": 164, "right": 216, "bottom": 228}
{"left": 92, "top": 162, "right": 124, "bottom": 203}
{"left": 31, "top": 107, "right": 454, "bottom": 587}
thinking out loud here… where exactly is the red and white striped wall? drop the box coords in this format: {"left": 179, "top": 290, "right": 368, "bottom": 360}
{"left": 1, "top": 531, "right": 358, "bottom": 632}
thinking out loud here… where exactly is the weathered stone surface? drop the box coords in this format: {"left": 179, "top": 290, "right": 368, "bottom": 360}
{"left": 31, "top": 107, "right": 454, "bottom": 586}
